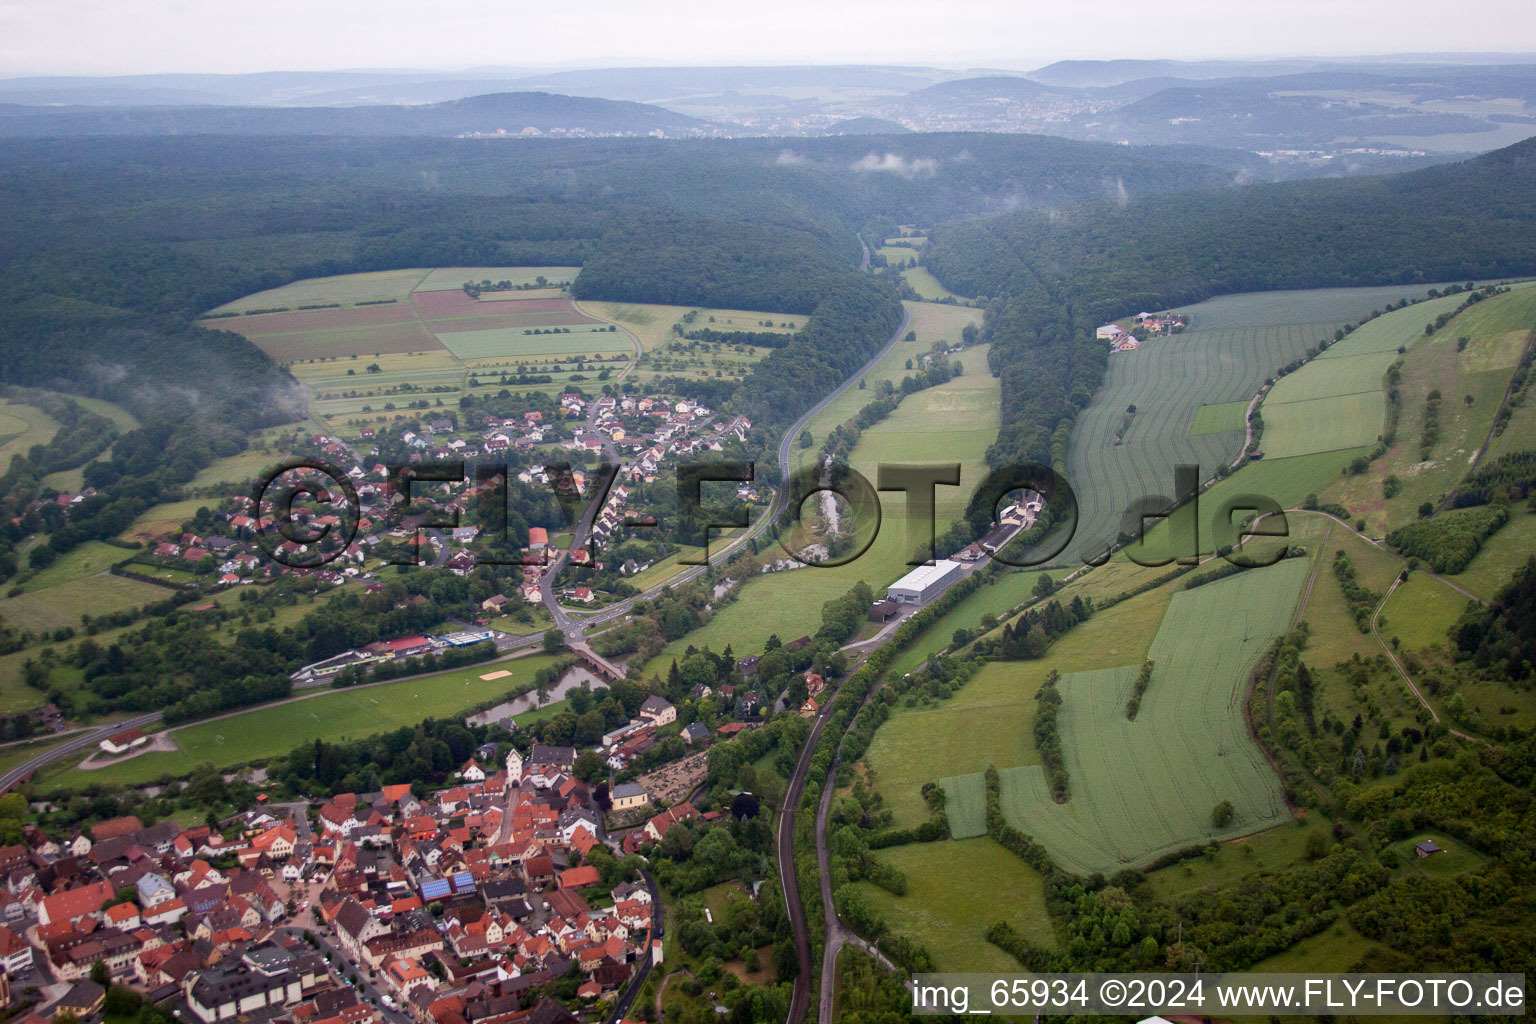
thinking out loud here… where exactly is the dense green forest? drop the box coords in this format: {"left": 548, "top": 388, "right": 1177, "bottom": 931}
{"left": 928, "top": 136, "right": 1536, "bottom": 316}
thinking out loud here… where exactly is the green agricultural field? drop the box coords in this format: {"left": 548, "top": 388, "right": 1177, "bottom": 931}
{"left": 413, "top": 266, "right": 579, "bottom": 292}
{"left": 0, "top": 402, "right": 62, "bottom": 467}
{"left": 993, "top": 559, "right": 1308, "bottom": 875}
{"left": 868, "top": 586, "right": 1169, "bottom": 830}
{"left": 938, "top": 772, "right": 988, "bottom": 838}
{"left": 50, "top": 654, "right": 562, "bottom": 788}
{"left": 208, "top": 268, "right": 633, "bottom": 426}
{"left": 1170, "top": 283, "right": 1461, "bottom": 332}
{"left": 1063, "top": 286, "right": 1390, "bottom": 567}
{"left": 206, "top": 268, "right": 429, "bottom": 313}
{"left": 1129, "top": 447, "right": 1369, "bottom": 568}
{"left": 434, "top": 326, "right": 629, "bottom": 360}
{"left": 1190, "top": 401, "right": 1250, "bottom": 435}
{"left": 1261, "top": 391, "right": 1386, "bottom": 460}
{"left": 0, "top": 574, "right": 165, "bottom": 637}
{"left": 901, "top": 267, "right": 964, "bottom": 302}
{"left": 856, "top": 837, "right": 1054, "bottom": 973}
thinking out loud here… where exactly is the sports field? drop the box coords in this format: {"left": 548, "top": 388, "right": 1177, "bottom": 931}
{"left": 983, "top": 559, "right": 1307, "bottom": 875}
{"left": 51, "top": 653, "right": 562, "bottom": 788}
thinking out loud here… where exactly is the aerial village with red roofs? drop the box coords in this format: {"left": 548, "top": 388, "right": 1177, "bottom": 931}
{"left": 0, "top": 729, "right": 751, "bottom": 1024}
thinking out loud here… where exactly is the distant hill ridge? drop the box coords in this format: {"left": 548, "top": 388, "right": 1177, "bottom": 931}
{"left": 0, "top": 90, "right": 704, "bottom": 137}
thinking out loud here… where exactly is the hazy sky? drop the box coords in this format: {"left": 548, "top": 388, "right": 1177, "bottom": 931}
{"left": 2, "top": 0, "right": 1534, "bottom": 76}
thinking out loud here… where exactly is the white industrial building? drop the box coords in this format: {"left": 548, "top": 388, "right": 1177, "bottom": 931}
{"left": 885, "top": 559, "right": 964, "bottom": 606}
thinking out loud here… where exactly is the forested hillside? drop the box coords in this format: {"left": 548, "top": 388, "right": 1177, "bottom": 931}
{"left": 929, "top": 136, "right": 1536, "bottom": 317}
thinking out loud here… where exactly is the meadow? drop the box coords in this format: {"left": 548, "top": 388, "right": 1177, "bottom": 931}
{"left": 48, "top": 653, "right": 562, "bottom": 788}
{"left": 1132, "top": 446, "right": 1369, "bottom": 566}
{"left": 0, "top": 573, "right": 164, "bottom": 637}
{"left": 1143, "top": 816, "right": 1331, "bottom": 899}
{"left": 1454, "top": 505, "right": 1536, "bottom": 600}
{"left": 205, "top": 268, "right": 430, "bottom": 312}
{"left": 988, "top": 559, "right": 1308, "bottom": 875}
{"left": 867, "top": 584, "right": 1171, "bottom": 830}
{"left": 0, "top": 400, "right": 63, "bottom": 467}
{"left": 790, "top": 301, "right": 980, "bottom": 478}
{"left": 855, "top": 837, "right": 1054, "bottom": 973}
{"left": 901, "top": 267, "right": 965, "bottom": 303}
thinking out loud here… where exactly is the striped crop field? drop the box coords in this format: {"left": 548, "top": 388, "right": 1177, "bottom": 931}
{"left": 1259, "top": 292, "right": 1472, "bottom": 459}
{"left": 1061, "top": 284, "right": 1454, "bottom": 568}
{"left": 991, "top": 558, "right": 1308, "bottom": 875}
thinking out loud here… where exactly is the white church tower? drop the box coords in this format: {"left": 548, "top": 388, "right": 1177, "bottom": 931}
{"left": 505, "top": 747, "right": 524, "bottom": 787}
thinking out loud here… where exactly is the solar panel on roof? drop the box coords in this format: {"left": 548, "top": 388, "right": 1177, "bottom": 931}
{"left": 452, "top": 871, "right": 475, "bottom": 893}
{"left": 420, "top": 879, "right": 450, "bottom": 900}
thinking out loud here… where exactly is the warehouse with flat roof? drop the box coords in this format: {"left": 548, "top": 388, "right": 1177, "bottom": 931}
{"left": 885, "top": 559, "right": 964, "bottom": 606}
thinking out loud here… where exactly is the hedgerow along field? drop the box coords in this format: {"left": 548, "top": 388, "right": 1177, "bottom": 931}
{"left": 981, "top": 558, "right": 1308, "bottom": 876}
{"left": 1061, "top": 283, "right": 1451, "bottom": 568}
